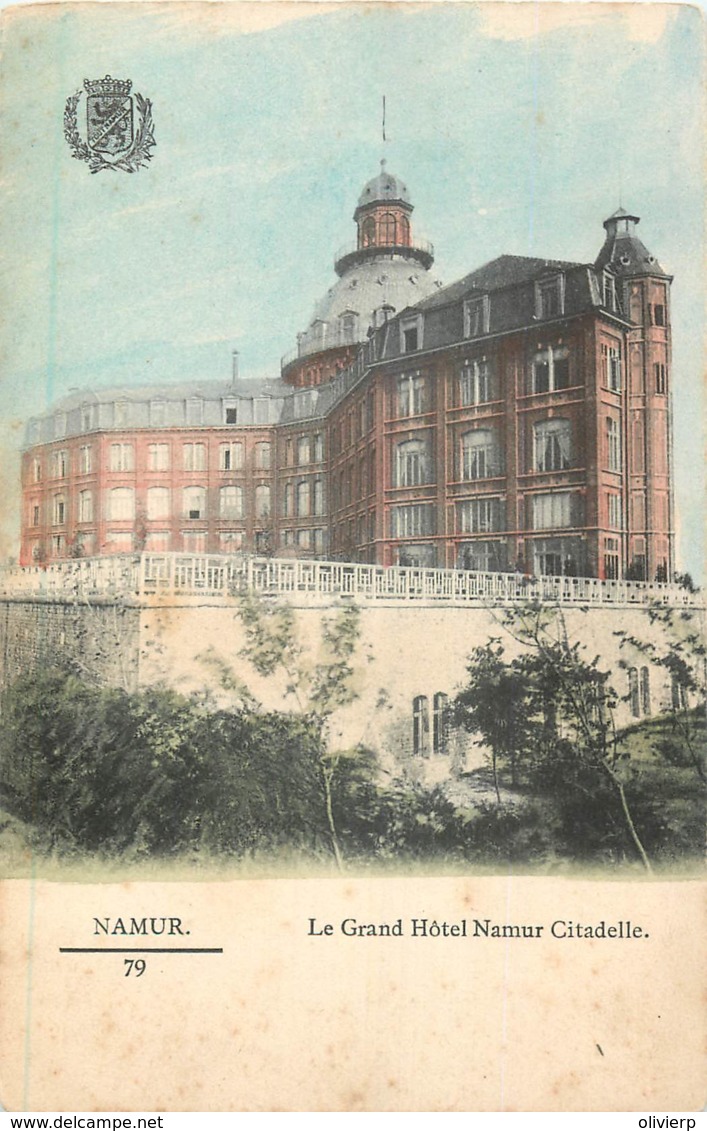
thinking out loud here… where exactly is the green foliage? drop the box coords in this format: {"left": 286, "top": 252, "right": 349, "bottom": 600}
{"left": 0, "top": 667, "right": 328, "bottom": 858}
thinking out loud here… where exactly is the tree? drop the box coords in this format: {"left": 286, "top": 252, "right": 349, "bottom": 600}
{"left": 453, "top": 603, "right": 655, "bottom": 870}
{"left": 200, "top": 591, "right": 365, "bottom": 870}
{"left": 452, "top": 641, "right": 533, "bottom": 801}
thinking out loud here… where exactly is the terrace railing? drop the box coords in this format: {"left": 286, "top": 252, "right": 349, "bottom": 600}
{"left": 0, "top": 553, "right": 701, "bottom": 608}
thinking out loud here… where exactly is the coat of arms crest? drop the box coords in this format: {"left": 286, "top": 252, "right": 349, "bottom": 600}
{"left": 64, "top": 76, "right": 155, "bottom": 173}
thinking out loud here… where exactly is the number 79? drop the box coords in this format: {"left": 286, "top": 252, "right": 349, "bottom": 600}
{"left": 124, "top": 959, "right": 146, "bottom": 976}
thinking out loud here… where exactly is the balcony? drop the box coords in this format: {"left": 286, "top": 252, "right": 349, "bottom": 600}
{"left": 0, "top": 553, "right": 701, "bottom": 609}
{"left": 334, "top": 236, "right": 434, "bottom": 277}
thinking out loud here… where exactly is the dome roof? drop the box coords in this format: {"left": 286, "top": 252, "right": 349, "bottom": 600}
{"left": 292, "top": 254, "right": 441, "bottom": 361}
{"left": 357, "top": 160, "right": 410, "bottom": 208}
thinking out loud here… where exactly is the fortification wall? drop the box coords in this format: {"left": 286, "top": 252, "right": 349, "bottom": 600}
{"left": 0, "top": 598, "right": 141, "bottom": 693}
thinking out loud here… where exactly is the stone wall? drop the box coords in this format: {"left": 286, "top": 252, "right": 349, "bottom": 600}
{"left": 0, "top": 591, "right": 701, "bottom": 782}
{"left": 0, "top": 597, "right": 141, "bottom": 693}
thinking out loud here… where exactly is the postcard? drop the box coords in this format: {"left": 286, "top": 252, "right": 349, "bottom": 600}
{"left": 0, "top": 0, "right": 704, "bottom": 1112}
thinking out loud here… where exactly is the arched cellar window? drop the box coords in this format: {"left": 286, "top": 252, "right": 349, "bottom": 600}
{"left": 413, "top": 695, "right": 430, "bottom": 757}
{"left": 628, "top": 668, "right": 640, "bottom": 718}
{"left": 433, "top": 693, "right": 449, "bottom": 754}
{"left": 640, "top": 667, "right": 651, "bottom": 716}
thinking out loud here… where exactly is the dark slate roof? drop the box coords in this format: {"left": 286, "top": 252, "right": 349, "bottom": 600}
{"left": 595, "top": 231, "right": 669, "bottom": 278}
{"left": 415, "top": 254, "right": 584, "bottom": 310}
{"left": 51, "top": 377, "right": 290, "bottom": 412}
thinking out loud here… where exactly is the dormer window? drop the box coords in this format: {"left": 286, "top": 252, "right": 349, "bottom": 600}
{"left": 535, "top": 275, "right": 565, "bottom": 320}
{"left": 603, "top": 272, "right": 619, "bottom": 313}
{"left": 339, "top": 311, "right": 358, "bottom": 344}
{"left": 80, "top": 404, "right": 94, "bottom": 432}
{"left": 54, "top": 412, "right": 67, "bottom": 438}
{"left": 223, "top": 398, "right": 238, "bottom": 425}
{"left": 464, "top": 295, "right": 490, "bottom": 338}
{"left": 186, "top": 397, "right": 203, "bottom": 425}
{"left": 400, "top": 314, "right": 422, "bottom": 354}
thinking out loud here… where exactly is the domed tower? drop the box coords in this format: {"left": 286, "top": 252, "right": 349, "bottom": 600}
{"left": 281, "top": 161, "right": 441, "bottom": 387}
{"left": 596, "top": 208, "right": 674, "bottom": 581}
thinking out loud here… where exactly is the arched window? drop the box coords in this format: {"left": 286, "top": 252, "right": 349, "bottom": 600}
{"left": 313, "top": 478, "right": 324, "bottom": 516}
{"left": 461, "top": 429, "right": 496, "bottom": 479}
{"left": 433, "top": 693, "right": 449, "bottom": 754}
{"left": 413, "top": 695, "right": 430, "bottom": 756}
{"left": 283, "top": 483, "right": 293, "bottom": 518}
{"left": 533, "top": 419, "right": 571, "bottom": 471}
{"left": 108, "top": 487, "right": 134, "bottom": 522}
{"left": 628, "top": 668, "right": 640, "bottom": 717}
{"left": 219, "top": 485, "right": 243, "bottom": 520}
{"left": 395, "top": 439, "right": 430, "bottom": 487}
{"left": 380, "top": 212, "right": 397, "bottom": 244}
{"left": 361, "top": 217, "right": 375, "bottom": 247}
{"left": 255, "top": 442, "right": 271, "bottom": 470}
{"left": 297, "top": 436, "right": 311, "bottom": 465}
{"left": 297, "top": 480, "right": 310, "bottom": 517}
{"left": 146, "top": 487, "right": 170, "bottom": 520}
{"left": 183, "top": 486, "right": 206, "bottom": 519}
{"left": 398, "top": 215, "right": 410, "bottom": 245}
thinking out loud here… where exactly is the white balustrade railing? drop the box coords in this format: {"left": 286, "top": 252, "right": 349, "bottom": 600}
{"left": 0, "top": 553, "right": 701, "bottom": 608}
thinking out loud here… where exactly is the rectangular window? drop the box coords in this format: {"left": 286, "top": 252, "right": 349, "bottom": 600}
{"left": 390, "top": 504, "right": 435, "bottom": 538}
{"left": 607, "top": 417, "right": 621, "bottom": 472}
{"left": 313, "top": 433, "right": 324, "bottom": 462}
{"left": 532, "top": 492, "right": 572, "bottom": 530}
{"left": 145, "top": 531, "right": 170, "bottom": 552}
{"left": 604, "top": 537, "right": 620, "bottom": 580}
{"left": 397, "top": 372, "right": 427, "bottom": 417}
{"left": 54, "top": 412, "right": 67, "bottom": 438}
{"left": 183, "top": 443, "right": 206, "bottom": 471}
{"left": 110, "top": 443, "right": 134, "bottom": 472}
{"left": 655, "top": 363, "right": 667, "bottom": 394}
{"left": 223, "top": 398, "right": 238, "bottom": 424}
{"left": 458, "top": 498, "right": 502, "bottom": 534}
{"left": 182, "top": 531, "right": 207, "bottom": 553}
{"left": 602, "top": 343, "right": 622, "bottom": 391}
{"left": 608, "top": 493, "right": 622, "bottom": 529}
{"left": 52, "top": 450, "right": 68, "bottom": 478}
{"left": 32, "top": 503, "right": 40, "bottom": 527}
{"left": 603, "top": 274, "right": 619, "bottom": 313}
{"left": 464, "top": 295, "right": 490, "bottom": 338}
{"left": 400, "top": 315, "right": 422, "bottom": 354}
{"left": 531, "top": 346, "right": 570, "bottom": 393}
{"left": 459, "top": 358, "right": 492, "bottom": 405}
{"left": 535, "top": 276, "right": 565, "bottom": 319}
{"left": 219, "top": 531, "right": 244, "bottom": 551}
{"left": 219, "top": 486, "right": 244, "bottom": 519}
{"left": 219, "top": 442, "right": 243, "bottom": 471}
{"left": 78, "top": 491, "right": 93, "bottom": 523}
{"left": 79, "top": 446, "right": 92, "bottom": 475}
{"left": 32, "top": 459, "right": 41, "bottom": 483}
{"left": 147, "top": 443, "right": 170, "bottom": 471}
{"left": 651, "top": 304, "right": 665, "bottom": 327}
{"left": 81, "top": 404, "right": 94, "bottom": 431}
{"left": 534, "top": 420, "right": 572, "bottom": 472}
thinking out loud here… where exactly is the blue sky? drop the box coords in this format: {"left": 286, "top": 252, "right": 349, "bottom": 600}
{"left": 0, "top": 1, "right": 703, "bottom": 576}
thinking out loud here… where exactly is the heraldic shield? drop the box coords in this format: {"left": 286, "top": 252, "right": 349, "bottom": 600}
{"left": 85, "top": 76, "right": 134, "bottom": 156}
